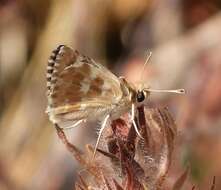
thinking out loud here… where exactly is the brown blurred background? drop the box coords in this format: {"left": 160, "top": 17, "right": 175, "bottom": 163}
{"left": 0, "top": 0, "right": 221, "bottom": 189}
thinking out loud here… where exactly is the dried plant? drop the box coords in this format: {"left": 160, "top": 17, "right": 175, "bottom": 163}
{"left": 55, "top": 106, "right": 215, "bottom": 190}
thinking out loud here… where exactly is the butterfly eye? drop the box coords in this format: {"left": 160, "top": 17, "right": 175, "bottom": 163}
{"left": 137, "top": 91, "right": 145, "bottom": 102}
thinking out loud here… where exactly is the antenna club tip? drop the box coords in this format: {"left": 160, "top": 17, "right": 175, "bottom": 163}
{"left": 178, "top": 89, "right": 186, "bottom": 94}
{"left": 143, "top": 88, "right": 186, "bottom": 95}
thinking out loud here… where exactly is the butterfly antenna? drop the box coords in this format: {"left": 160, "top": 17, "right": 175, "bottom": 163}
{"left": 139, "top": 51, "right": 152, "bottom": 90}
{"left": 144, "top": 88, "right": 185, "bottom": 94}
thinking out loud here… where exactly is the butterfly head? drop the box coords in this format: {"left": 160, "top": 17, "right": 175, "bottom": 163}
{"left": 136, "top": 89, "right": 150, "bottom": 103}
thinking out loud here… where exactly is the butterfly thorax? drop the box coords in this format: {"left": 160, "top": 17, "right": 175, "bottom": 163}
{"left": 118, "top": 77, "right": 149, "bottom": 105}
{"left": 118, "top": 77, "right": 136, "bottom": 102}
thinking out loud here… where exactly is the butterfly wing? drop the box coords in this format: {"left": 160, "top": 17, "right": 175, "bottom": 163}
{"left": 46, "top": 45, "right": 123, "bottom": 127}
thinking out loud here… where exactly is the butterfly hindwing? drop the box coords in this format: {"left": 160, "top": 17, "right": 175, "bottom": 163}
{"left": 47, "top": 45, "right": 123, "bottom": 127}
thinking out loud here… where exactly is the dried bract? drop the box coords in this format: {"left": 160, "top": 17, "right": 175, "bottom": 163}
{"left": 56, "top": 106, "right": 182, "bottom": 190}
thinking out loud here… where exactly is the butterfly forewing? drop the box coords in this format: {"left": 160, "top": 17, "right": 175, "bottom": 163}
{"left": 47, "top": 45, "right": 123, "bottom": 127}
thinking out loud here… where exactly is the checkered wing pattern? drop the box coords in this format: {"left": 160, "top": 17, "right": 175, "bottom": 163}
{"left": 46, "top": 45, "right": 123, "bottom": 127}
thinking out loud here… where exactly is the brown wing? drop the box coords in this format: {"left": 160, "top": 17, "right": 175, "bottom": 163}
{"left": 46, "top": 45, "right": 123, "bottom": 120}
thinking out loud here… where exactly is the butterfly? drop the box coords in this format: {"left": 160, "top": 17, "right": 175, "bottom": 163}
{"left": 46, "top": 45, "right": 185, "bottom": 157}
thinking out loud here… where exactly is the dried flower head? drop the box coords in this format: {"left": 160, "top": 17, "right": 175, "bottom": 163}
{"left": 56, "top": 106, "right": 190, "bottom": 190}
{"left": 55, "top": 106, "right": 216, "bottom": 190}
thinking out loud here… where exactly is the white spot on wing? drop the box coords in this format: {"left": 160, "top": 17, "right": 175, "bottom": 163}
{"left": 90, "top": 69, "right": 99, "bottom": 79}
{"left": 46, "top": 73, "right": 52, "bottom": 78}
{"left": 80, "top": 103, "right": 87, "bottom": 110}
{"left": 48, "top": 59, "right": 54, "bottom": 64}
{"left": 74, "top": 57, "right": 85, "bottom": 67}
{"left": 54, "top": 62, "right": 60, "bottom": 67}
{"left": 102, "top": 80, "right": 111, "bottom": 90}
{"left": 47, "top": 66, "right": 53, "bottom": 70}
{"left": 64, "top": 58, "right": 84, "bottom": 70}
{"left": 78, "top": 65, "right": 100, "bottom": 94}
{"left": 101, "top": 81, "right": 112, "bottom": 96}
{"left": 80, "top": 81, "right": 90, "bottom": 94}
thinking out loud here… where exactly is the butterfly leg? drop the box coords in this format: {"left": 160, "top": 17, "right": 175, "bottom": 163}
{"left": 93, "top": 114, "right": 110, "bottom": 159}
{"left": 131, "top": 104, "right": 143, "bottom": 138}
